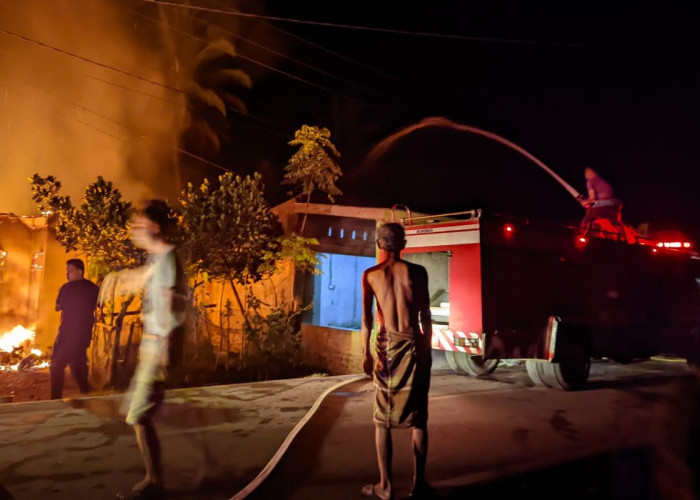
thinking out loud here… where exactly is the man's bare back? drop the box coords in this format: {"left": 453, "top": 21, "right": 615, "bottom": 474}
{"left": 363, "top": 259, "right": 430, "bottom": 335}
{"left": 360, "top": 223, "right": 433, "bottom": 500}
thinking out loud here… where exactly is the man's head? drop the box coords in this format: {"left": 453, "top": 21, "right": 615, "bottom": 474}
{"left": 130, "top": 199, "right": 175, "bottom": 251}
{"left": 66, "top": 259, "right": 84, "bottom": 282}
{"left": 376, "top": 222, "right": 406, "bottom": 253}
{"left": 584, "top": 167, "right": 597, "bottom": 180}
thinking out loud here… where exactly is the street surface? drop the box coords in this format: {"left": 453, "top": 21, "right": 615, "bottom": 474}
{"left": 1, "top": 357, "right": 698, "bottom": 500}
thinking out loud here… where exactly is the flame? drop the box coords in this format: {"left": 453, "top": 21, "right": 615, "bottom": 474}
{"left": 0, "top": 325, "right": 35, "bottom": 353}
{"left": 0, "top": 325, "right": 48, "bottom": 371}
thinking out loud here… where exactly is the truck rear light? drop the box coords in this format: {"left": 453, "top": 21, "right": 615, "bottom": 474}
{"left": 504, "top": 223, "right": 514, "bottom": 234}
{"left": 577, "top": 236, "right": 587, "bottom": 244}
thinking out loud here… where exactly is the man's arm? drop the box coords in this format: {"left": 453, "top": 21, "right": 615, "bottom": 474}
{"left": 55, "top": 286, "right": 64, "bottom": 312}
{"left": 97, "top": 266, "right": 147, "bottom": 305}
{"left": 580, "top": 181, "right": 597, "bottom": 207}
{"left": 418, "top": 267, "right": 432, "bottom": 341}
{"left": 361, "top": 270, "right": 375, "bottom": 377}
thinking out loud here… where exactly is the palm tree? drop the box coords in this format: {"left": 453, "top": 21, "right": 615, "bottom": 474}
{"left": 154, "top": 5, "right": 252, "bottom": 183}
{"left": 180, "top": 37, "right": 252, "bottom": 158}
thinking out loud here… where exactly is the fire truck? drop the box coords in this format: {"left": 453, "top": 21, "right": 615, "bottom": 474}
{"left": 400, "top": 209, "right": 700, "bottom": 390}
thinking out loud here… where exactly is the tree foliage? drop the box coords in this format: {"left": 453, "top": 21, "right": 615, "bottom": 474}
{"left": 283, "top": 125, "right": 342, "bottom": 202}
{"left": 30, "top": 174, "right": 143, "bottom": 277}
{"left": 31, "top": 170, "right": 322, "bottom": 374}
{"left": 260, "top": 233, "right": 321, "bottom": 276}
{"left": 178, "top": 171, "right": 282, "bottom": 284}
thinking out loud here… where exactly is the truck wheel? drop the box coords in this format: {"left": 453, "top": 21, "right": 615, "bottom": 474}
{"left": 445, "top": 351, "right": 468, "bottom": 375}
{"left": 540, "top": 342, "right": 590, "bottom": 390}
{"left": 525, "top": 360, "right": 548, "bottom": 386}
{"left": 462, "top": 355, "right": 500, "bottom": 376}
{"left": 445, "top": 352, "right": 499, "bottom": 376}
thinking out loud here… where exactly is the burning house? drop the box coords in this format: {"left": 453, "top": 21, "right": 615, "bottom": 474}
{"left": 0, "top": 201, "right": 400, "bottom": 384}
{"left": 0, "top": 213, "right": 66, "bottom": 370}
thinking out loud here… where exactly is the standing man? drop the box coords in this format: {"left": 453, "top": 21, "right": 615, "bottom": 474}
{"left": 51, "top": 258, "right": 99, "bottom": 400}
{"left": 361, "top": 223, "right": 433, "bottom": 500}
{"left": 100, "top": 200, "right": 187, "bottom": 499}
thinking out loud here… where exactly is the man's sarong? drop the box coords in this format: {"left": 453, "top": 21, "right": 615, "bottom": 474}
{"left": 373, "top": 330, "right": 431, "bottom": 429}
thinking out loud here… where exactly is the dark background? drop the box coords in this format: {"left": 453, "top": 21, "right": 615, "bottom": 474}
{"left": 214, "top": 0, "right": 700, "bottom": 239}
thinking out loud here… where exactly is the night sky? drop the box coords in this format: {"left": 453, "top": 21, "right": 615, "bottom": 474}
{"left": 213, "top": 0, "right": 700, "bottom": 240}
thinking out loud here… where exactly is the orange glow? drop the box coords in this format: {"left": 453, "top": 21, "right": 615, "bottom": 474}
{"left": 0, "top": 325, "right": 46, "bottom": 371}
{"left": 0, "top": 325, "right": 35, "bottom": 353}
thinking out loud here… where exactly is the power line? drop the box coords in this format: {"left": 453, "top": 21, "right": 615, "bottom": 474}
{"left": 0, "top": 46, "right": 180, "bottom": 105}
{"left": 130, "top": 7, "right": 375, "bottom": 105}
{"left": 136, "top": 7, "right": 381, "bottom": 100}
{"left": 0, "top": 45, "right": 291, "bottom": 138}
{"left": 0, "top": 27, "right": 181, "bottom": 93}
{"left": 190, "top": 0, "right": 424, "bottom": 90}
{"left": 142, "top": 0, "right": 700, "bottom": 54}
{"left": 0, "top": 78, "right": 233, "bottom": 174}
{"left": 140, "top": 0, "right": 584, "bottom": 47}
{"left": 154, "top": 0, "right": 467, "bottom": 104}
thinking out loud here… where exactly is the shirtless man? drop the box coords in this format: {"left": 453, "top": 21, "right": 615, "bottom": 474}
{"left": 361, "top": 222, "right": 433, "bottom": 500}
{"left": 579, "top": 166, "right": 625, "bottom": 237}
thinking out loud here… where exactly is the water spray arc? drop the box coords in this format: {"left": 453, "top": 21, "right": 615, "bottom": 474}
{"left": 365, "top": 117, "right": 582, "bottom": 200}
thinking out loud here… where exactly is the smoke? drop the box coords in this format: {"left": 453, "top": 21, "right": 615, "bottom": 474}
{"left": 0, "top": 0, "right": 184, "bottom": 215}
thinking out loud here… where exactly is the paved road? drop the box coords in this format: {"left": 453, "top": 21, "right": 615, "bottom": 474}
{"left": 1, "top": 358, "right": 698, "bottom": 499}
{"left": 249, "top": 358, "right": 700, "bottom": 500}
{"left": 0, "top": 375, "right": 355, "bottom": 500}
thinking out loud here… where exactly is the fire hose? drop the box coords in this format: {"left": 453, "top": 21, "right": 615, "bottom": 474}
{"left": 364, "top": 116, "right": 583, "bottom": 201}
{"left": 229, "top": 374, "right": 368, "bottom": 500}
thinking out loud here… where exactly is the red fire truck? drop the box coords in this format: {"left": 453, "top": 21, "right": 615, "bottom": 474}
{"left": 400, "top": 209, "right": 700, "bottom": 390}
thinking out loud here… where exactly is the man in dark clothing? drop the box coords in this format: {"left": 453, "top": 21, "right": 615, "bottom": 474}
{"left": 50, "top": 258, "right": 99, "bottom": 399}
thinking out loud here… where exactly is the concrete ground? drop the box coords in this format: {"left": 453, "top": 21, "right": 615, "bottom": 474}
{"left": 1, "top": 356, "right": 698, "bottom": 500}
{"left": 250, "top": 358, "right": 700, "bottom": 499}
{"left": 0, "top": 375, "right": 356, "bottom": 500}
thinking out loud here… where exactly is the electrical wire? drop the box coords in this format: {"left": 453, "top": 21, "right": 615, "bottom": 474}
{"left": 141, "top": 0, "right": 700, "bottom": 54}
{"left": 149, "top": 0, "right": 479, "bottom": 105}
{"left": 130, "top": 7, "right": 374, "bottom": 105}
{"left": 0, "top": 78, "right": 233, "bottom": 174}
{"left": 131, "top": 6, "right": 380, "bottom": 100}
{"left": 192, "top": 0, "right": 427, "bottom": 91}
{"left": 0, "top": 44, "right": 291, "bottom": 138}
{"left": 0, "top": 27, "right": 181, "bottom": 93}
{"left": 140, "top": 0, "right": 589, "bottom": 46}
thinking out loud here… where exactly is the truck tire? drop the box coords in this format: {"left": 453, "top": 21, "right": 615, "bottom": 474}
{"left": 536, "top": 342, "right": 590, "bottom": 390}
{"left": 462, "top": 355, "right": 500, "bottom": 376}
{"left": 525, "top": 360, "right": 548, "bottom": 386}
{"left": 444, "top": 351, "right": 466, "bottom": 374}
{"left": 445, "top": 351, "right": 499, "bottom": 376}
